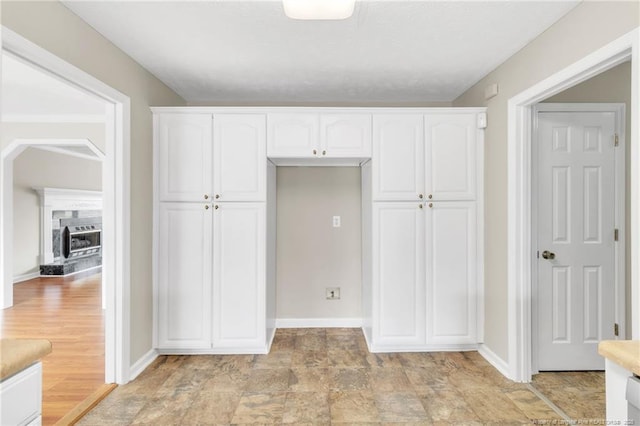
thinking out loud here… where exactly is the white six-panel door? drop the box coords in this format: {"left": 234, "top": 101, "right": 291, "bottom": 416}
{"left": 212, "top": 202, "right": 266, "bottom": 349}
{"left": 372, "top": 115, "right": 425, "bottom": 201}
{"left": 425, "top": 114, "right": 477, "bottom": 200}
{"left": 372, "top": 202, "right": 426, "bottom": 346}
{"left": 425, "top": 201, "right": 477, "bottom": 344}
{"left": 213, "top": 114, "right": 266, "bottom": 201}
{"left": 158, "top": 202, "right": 212, "bottom": 349}
{"left": 537, "top": 111, "right": 617, "bottom": 370}
{"left": 157, "top": 114, "right": 213, "bottom": 202}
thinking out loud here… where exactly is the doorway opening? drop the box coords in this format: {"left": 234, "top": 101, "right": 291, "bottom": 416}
{"left": 1, "top": 25, "right": 132, "bottom": 392}
{"left": 507, "top": 28, "right": 638, "bottom": 385}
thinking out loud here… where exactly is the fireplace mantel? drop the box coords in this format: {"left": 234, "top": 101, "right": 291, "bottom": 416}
{"left": 33, "top": 187, "right": 102, "bottom": 265}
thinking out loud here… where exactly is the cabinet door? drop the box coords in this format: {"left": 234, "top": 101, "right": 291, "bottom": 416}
{"left": 372, "top": 115, "right": 425, "bottom": 201}
{"left": 213, "top": 114, "right": 266, "bottom": 201}
{"left": 158, "top": 202, "right": 212, "bottom": 349}
{"left": 425, "top": 201, "right": 477, "bottom": 344}
{"left": 372, "top": 202, "right": 426, "bottom": 346}
{"left": 267, "top": 113, "right": 319, "bottom": 157}
{"left": 157, "top": 114, "right": 213, "bottom": 202}
{"left": 212, "top": 202, "right": 266, "bottom": 349}
{"left": 320, "top": 114, "right": 372, "bottom": 158}
{"left": 425, "top": 113, "right": 477, "bottom": 200}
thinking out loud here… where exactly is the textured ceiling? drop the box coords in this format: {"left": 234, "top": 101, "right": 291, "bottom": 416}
{"left": 1, "top": 53, "right": 106, "bottom": 119}
{"left": 62, "top": 1, "right": 580, "bottom": 104}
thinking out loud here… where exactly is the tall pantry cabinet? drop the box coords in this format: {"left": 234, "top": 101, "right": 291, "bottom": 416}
{"left": 362, "top": 110, "right": 484, "bottom": 351}
{"left": 154, "top": 113, "right": 275, "bottom": 353}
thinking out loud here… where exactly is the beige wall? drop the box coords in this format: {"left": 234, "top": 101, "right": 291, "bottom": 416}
{"left": 276, "top": 167, "right": 362, "bottom": 320}
{"left": 543, "top": 61, "right": 632, "bottom": 338}
{"left": 453, "top": 2, "right": 639, "bottom": 361}
{"left": 1, "top": 1, "right": 186, "bottom": 365}
{"left": 13, "top": 147, "right": 102, "bottom": 276}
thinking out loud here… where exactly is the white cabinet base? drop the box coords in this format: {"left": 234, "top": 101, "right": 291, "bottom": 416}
{"left": 605, "top": 358, "right": 632, "bottom": 422}
{"left": 0, "top": 362, "right": 42, "bottom": 426}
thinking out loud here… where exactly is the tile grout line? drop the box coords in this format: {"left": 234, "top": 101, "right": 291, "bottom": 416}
{"left": 525, "top": 383, "right": 572, "bottom": 422}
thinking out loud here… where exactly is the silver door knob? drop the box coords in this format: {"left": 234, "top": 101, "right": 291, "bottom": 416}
{"left": 541, "top": 250, "right": 555, "bottom": 260}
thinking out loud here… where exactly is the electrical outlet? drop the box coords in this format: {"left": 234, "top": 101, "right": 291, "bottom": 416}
{"left": 326, "top": 287, "right": 340, "bottom": 300}
{"left": 332, "top": 216, "right": 341, "bottom": 228}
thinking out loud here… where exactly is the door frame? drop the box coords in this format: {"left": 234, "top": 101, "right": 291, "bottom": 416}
{"left": 1, "top": 27, "right": 132, "bottom": 384}
{"left": 531, "top": 103, "right": 626, "bottom": 373}
{"left": 507, "top": 27, "right": 639, "bottom": 382}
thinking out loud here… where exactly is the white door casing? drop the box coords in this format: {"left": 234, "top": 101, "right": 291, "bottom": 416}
{"left": 157, "top": 113, "right": 213, "bottom": 202}
{"left": 212, "top": 202, "right": 266, "bottom": 349}
{"left": 372, "top": 202, "right": 426, "bottom": 346}
{"left": 536, "top": 110, "right": 617, "bottom": 370}
{"left": 372, "top": 115, "right": 425, "bottom": 201}
{"left": 158, "top": 202, "right": 212, "bottom": 349}
{"left": 426, "top": 201, "right": 477, "bottom": 345}
{"left": 213, "top": 114, "right": 266, "bottom": 202}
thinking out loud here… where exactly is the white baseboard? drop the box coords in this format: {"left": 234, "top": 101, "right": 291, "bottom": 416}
{"left": 13, "top": 271, "right": 40, "bottom": 284}
{"left": 128, "top": 348, "right": 158, "bottom": 381}
{"left": 275, "top": 318, "right": 363, "bottom": 328}
{"left": 478, "top": 343, "right": 511, "bottom": 379}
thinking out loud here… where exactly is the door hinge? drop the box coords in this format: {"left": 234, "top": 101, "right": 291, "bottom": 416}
{"left": 614, "top": 228, "right": 619, "bottom": 242}
{"left": 614, "top": 133, "right": 619, "bottom": 147}
{"left": 614, "top": 323, "right": 619, "bottom": 337}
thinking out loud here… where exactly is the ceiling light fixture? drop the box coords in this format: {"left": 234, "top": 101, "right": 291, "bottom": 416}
{"left": 283, "top": 0, "right": 355, "bottom": 20}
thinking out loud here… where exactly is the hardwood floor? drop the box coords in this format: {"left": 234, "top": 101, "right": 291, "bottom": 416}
{"left": 0, "top": 272, "right": 105, "bottom": 425}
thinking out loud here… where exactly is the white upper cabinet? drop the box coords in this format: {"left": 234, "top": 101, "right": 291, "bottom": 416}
{"left": 425, "top": 201, "right": 477, "bottom": 345}
{"left": 212, "top": 202, "right": 266, "bottom": 349}
{"left": 156, "top": 113, "right": 213, "bottom": 202}
{"left": 372, "top": 202, "right": 426, "bottom": 347}
{"left": 157, "top": 202, "right": 213, "bottom": 349}
{"left": 267, "top": 113, "right": 372, "bottom": 160}
{"left": 320, "top": 114, "right": 372, "bottom": 158}
{"left": 267, "top": 113, "right": 319, "bottom": 158}
{"left": 424, "top": 113, "right": 477, "bottom": 200}
{"left": 213, "top": 114, "right": 266, "bottom": 201}
{"left": 372, "top": 114, "right": 425, "bottom": 201}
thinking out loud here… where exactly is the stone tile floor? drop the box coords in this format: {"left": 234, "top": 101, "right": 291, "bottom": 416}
{"left": 79, "top": 328, "right": 604, "bottom": 425}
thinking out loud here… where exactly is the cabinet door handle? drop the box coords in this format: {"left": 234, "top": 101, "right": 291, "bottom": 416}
{"left": 214, "top": 205, "right": 219, "bottom": 210}
{"left": 205, "top": 205, "right": 209, "bottom": 210}
{"left": 428, "top": 194, "right": 433, "bottom": 200}
{"left": 215, "top": 194, "right": 220, "bottom": 199}
{"left": 419, "top": 204, "right": 423, "bottom": 209}
{"left": 204, "top": 194, "right": 209, "bottom": 200}
{"left": 313, "top": 149, "right": 317, "bottom": 155}
{"left": 428, "top": 203, "right": 433, "bottom": 208}
{"left": 419, "top": 194, "right": 424, "bottom": 199}
{"left": 322, "top": 150, "right": 326, "bottom": 156}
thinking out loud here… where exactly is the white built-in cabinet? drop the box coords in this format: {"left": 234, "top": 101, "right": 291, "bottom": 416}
{"left": 364, "top": 110, "right": 483, "bottom": 351}
{"left": 267, "top": 113, "right": 371, "bottom": 159}
{"left": 153, "top": 107, "right": 484, "bottom": 355}
{"left": 154, "top": 113, "right": 272, "bottom": 353}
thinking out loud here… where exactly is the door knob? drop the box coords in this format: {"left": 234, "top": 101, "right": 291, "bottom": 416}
{"left": 541, "top": 250, "right": 556, "bottom": 260}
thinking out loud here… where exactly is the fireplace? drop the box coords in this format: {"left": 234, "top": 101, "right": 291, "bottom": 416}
{"left": 62, "top": 218, "right": 102, "bottom": 259}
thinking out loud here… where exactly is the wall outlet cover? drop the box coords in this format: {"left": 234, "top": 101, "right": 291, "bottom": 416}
{"left": 326, "top": 287, "right": 340, "bottom": 300}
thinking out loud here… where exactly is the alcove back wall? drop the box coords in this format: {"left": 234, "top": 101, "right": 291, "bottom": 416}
{"left": 276, "top": 166, "right": 362, "bottom": 321}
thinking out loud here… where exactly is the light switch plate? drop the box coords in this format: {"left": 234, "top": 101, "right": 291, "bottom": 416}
{"left": 326, "top": 287, "right": 340, "bottom": 300}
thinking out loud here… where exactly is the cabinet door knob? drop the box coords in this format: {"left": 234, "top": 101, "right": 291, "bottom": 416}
{"left": 214, "top": 205, "right": 219, "bottom": 210}
{"left": 428, "top": 194, "right": 433, "bottom": 199}
{"left": 313, "top": 149, "right": 317, "bottom": 155}
{"left": 428, "top": 203, "right": 433, "bottom": 208}
{"left": 322, "top": 150, "right": 326, "bottom": 155}
{"left": 419, "top": 204, "right": 423, "bottom": 209}
{"left": 204, "top": 194, "right": 209, "bottom": 200}
{"left": 205, "top": 205, "right": 209, "bottom": 210}
{"left": 419, "top": 194, "right": 423, "bottom": 199}
{"left": 215, "top": 194, "right": 220, "bottom": 199}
